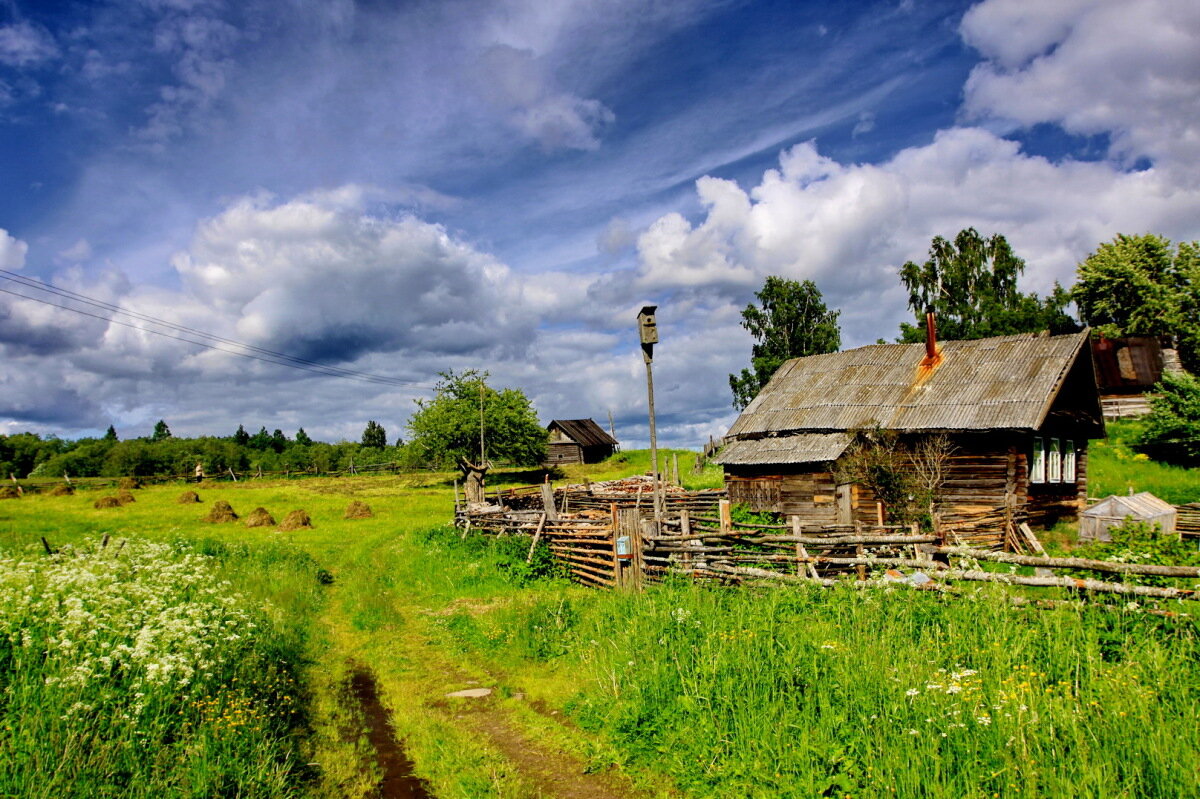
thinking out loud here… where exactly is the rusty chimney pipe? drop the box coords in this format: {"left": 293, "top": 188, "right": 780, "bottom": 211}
{"left": 925, "top": 309, "right": 937, "bottom": 361}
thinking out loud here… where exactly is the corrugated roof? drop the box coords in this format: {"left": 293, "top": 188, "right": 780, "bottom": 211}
{"left": 548, "top": 419, "right": 618, "bottom": 447}
{"left": 715, "top": 433, "right": 851, "bottom": 465}
{"left": 727, "top": 331, "right": 1090, "bottom": 438}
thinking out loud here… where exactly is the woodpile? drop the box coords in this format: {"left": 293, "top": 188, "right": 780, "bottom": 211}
{"left": 1178, "top": 504, "right": 1200, "bottom": 538}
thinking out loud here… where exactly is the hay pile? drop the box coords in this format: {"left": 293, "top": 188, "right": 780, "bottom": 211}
{"left": 344, "top": 501, "right": 374, "bottom": 519}
{"left": 177, "top": 490, "right": 201, "bottom": 504}
{"left": 94, "top": 496, "right": 121, "bottom": 509}
{"left": 278, "top": 509, "right": 313, "bottom": 531}
{"left": 48, "top": 484, "right": 75, "bottom": 496}
{"left": 203, "top": 500, "right": 238, "bottom": 523}
{"left": 116, "top": 490, "right": 136, "bottom": 505}
{"left": 0, "top": 486, "right": 20, "bottom": 499}
{"left": 118, "top": 477, "right": 141, "bottom": 491}
{"left": 244, "top": 507, "right": 276, "bottom": 528}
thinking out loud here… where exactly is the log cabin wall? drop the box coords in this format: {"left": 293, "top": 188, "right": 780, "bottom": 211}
{"left": 546, "top": 442, "right": 583, "bottom": 466}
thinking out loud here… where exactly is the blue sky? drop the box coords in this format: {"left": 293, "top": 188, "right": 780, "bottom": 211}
{"left": 1, "top": 0, "right": 1198, "bottom": 447}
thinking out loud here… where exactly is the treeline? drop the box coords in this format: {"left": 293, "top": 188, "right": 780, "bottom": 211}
{"left": 1, "top": 421, "right": 413, "bottom": 479}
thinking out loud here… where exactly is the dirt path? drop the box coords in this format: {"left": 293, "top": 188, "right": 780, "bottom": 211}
{"left": 439, "top": 690, "right": 643, "bottom": 799}
{"left": 350, "top": 669, "right": 435, "bottom": 799}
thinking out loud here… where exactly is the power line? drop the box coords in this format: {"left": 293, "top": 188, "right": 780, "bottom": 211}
{"left": 0, "top": 269, "right": 436, "bottom": 387}
{"left": 0, "top": 276, "right": 438, "bottom": 389}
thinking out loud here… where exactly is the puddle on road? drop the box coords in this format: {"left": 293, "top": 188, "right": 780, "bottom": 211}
{"left": 349, "top": 669, "right": 435, "bottom": 799}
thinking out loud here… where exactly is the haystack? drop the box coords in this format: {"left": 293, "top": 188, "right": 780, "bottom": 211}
{"left": 279, "top": 509, "right": 313, "bottom": 531}
{"left": 116, "top": 490, "right": 136, "bottom": 505}
{"left": 0, "top": 486, "right": 19, "bottom": 499}
{"left": 49, "top": 484, "right": 75, "bottom": 496}
{"left": 203, "top": 500, "right": 238, "bottom": 523}
{"left": 118, "top": 477, "right": 141, "bottom": 491}
{"left": 344, "top": 500, "right": 374, "bottom": 519}
{"left": 244, "top": 507, "right": 276, "bottom": 528}
{"left": 177, "top": 490, "right": 201, "bottom": 504}
{"left": 94, "top": 496, "right": 121, "bottom": 509}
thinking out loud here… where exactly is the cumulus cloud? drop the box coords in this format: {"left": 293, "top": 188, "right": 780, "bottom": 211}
{"left": 633, "top": 128, "right": 1200, "bottom": 345}
{"left": 961, "top": 0, "right": 1200, "bottom": 172}
{"left": 0, "top": 229, "right": 27, "bottom": 270}
{"left": 171, "top": 192, "right": 535, "bottom": 362}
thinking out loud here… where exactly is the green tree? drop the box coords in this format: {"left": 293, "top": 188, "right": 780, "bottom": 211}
{"left": 728, "top": 276, "right": 842, "bottom": 410}
{"left": 103, "top": 425, "right": 118, "bottom": 442}
{"left": 294, "top": 427, "right": 313, "bottom": 446}
{"left": 248, "top": 426, "right": 271, "bottom": 450}
{"left": 232, "top": 424, "right": 250, "bottom": 446}
{"left": 1073, "top": 233, "right": 1200, "bottom": 371}
{"left": 361, "top": 420, "right": 387, "bottom": 449}
{"left": 898, "top": 228, "right": 1077, "bottom": 343}
{"left": 407, "top": 370, "right": 547, "bottom": 469}
{"left": 1137, "top": 371, "right": 1200, "bottom": 466}
{"left": 270, "top": 429, "right": 289, "bottom": 453}
{"left": 151, "top": 420, "right": 171, "bottom": 442}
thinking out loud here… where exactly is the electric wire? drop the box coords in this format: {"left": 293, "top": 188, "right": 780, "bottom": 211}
{"left": 0, "top": 269, "right": 435, "bottom": 388}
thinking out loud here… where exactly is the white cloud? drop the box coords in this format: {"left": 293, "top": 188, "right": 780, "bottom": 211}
{"left": 634, "top": 128, "right": 1200, "bottom": 345}
{"left": 0, "top": 229, "right": 27, "bottom": 270}
{"left": 477, "top": 44, "right": 614, "bottom": 151}
{"left": 171, "top": 192, "right": 535, "bottom": 361}
{"left": 0, "top": 20, "right": 59, "bottom": 67}
{"left": 961, "top": 0, "right": 1200, "bottom": 172}
{"left": 58, "top": 239, "right": 93, "bottom": 262}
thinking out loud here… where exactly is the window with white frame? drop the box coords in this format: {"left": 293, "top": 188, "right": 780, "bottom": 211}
{"left": 1031, "top": 437, "right": 1046, "bottom": 483}
{"left": 1063, "top": 440, "right": 1077, "bottom": 483}
{"left": 1048, "top": 438, "right": 1062, "bottom": 482}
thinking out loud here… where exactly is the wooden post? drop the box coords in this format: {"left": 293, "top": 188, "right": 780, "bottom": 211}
{"left": 228, "top": 467, "right": 238, "bottom": 482}
{"left": 617, "top": 508, "right": 642, "bottom": 591}
{"left": 876, "top": 501, "right": 885, "bottom": 527}
{"left": 526, "top": 514, "right": 547, "bottom": 563}
{"left": 792, "top": 515, "right": 819, "bottom": 579}
{"left": 41, "top": 536, "right": 54, "bottom": 556}
{"left": 856, "top": 543, "right": 867, "bottom": 581}
{"left": 453, "top": 479, "right": 461, "bottom": 514}
{"left": 64, "top": 472, "right": 71, "bottom": 486}
{"left": 680, "top": 509, "right": 692, "bottom": 572}
{"left": 609, "top": 503, "right": 619, "bottom": 585}
{"left": 541, "top": 482, "right": 559, "bottom": 521}
{"left": 672, "top": 453, "right": 680, "bottom": 486}
{"left": 719, "top": 499, "right": 732, "bottom": 535}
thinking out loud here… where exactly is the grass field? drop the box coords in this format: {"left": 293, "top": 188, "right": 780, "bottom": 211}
{"left": 1, "top": 445, "right": 1197, "bottom": 797}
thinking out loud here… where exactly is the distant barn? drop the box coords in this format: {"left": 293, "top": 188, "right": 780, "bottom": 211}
{"left": 1091, "top": 335, "right": 1185, "bottom": 420}
{"left": 716, "top": 330, "right": 1105, "bottom": 538}
{"left": 545, "top": 419, "right": 619, "bottom": 466}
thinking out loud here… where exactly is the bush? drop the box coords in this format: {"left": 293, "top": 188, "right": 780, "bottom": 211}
{"left": 1137, "top": 371, "right": 1200, "bottom": 466}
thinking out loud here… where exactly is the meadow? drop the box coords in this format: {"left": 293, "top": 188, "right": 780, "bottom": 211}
{"left": 0, "top": 444, "right": 1197, "bottom": 798}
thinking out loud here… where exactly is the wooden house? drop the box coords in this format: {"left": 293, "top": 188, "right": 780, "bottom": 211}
{"left": 1090, "top": 335, "right": 1185, "bottom": 420}
{"left": 545, "top": 419, "right": 619, "bottom": 466}
{"left": 716, "top": 330, "right": 1105, "bottom": 539}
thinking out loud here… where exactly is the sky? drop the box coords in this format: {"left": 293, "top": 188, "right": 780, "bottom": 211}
{"left": 1, "top": 0, "right": 1198, "bottom": 448}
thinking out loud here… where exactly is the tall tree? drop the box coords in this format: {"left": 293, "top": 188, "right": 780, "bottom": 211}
{"left": 729, "top": 276, "right": 841, "bottom": 410}
{"left": 407, "top": 370, "right": 547, "bottom": 470}
{"left": 248, "top": 426, "right": 271, "bottom": 450}
{"left": 294, "top": 427, "right": 313, "bottom": 446}
{"left": 270, "top": 429, "right": 289, "bottom": 453}
{"left": 898, "top": 228, "right": 1077, "bottom": 343}
{"left": 361, "top": 420, "right": 387, "bottom": 449}
{"left": 233, "top": 424, "right": 250, "bottom": 446}
{"left": 151, "top": 420, "right": 171, "bottom": 442}
{"left": 103, "top": 425, "right": 118, "bottom": 442}
{"left": 1073, "top": 233, "right": 1200, "bottom": 371}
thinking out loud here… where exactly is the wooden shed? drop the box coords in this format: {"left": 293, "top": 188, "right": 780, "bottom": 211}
{"left": 716, "top": 330, "right": 1105, "bottom": 541}
{"left": 545, "top": 419, "right": 619, "bottom": 466}
{"left": 1079, "top": 492, "right": 1177, "bottom": 542}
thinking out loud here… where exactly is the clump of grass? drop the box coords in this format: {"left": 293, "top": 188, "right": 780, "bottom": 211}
{"left": 0, "top": 539, "right": 312, "bottom": 798}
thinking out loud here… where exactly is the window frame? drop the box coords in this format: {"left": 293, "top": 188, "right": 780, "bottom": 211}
{"left": 1031, "top": 437, "right": 1046, "bottom": 484}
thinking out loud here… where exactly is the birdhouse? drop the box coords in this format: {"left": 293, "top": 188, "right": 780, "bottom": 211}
{"left": 638, "top": 305, "right": 658, "bottom": 345}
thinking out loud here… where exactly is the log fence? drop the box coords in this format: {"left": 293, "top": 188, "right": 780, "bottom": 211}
{"left": 456, "top": 495, "right": 1200, "bottom": 605}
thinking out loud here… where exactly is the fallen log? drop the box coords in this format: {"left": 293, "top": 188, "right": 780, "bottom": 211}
{"left": 936, "top": 547, "right": 1200, "bottom": 579}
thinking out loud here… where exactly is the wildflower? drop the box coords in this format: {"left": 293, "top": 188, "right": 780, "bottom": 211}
{"left": 906, "top": 688, "right": 921, "bottom": 697}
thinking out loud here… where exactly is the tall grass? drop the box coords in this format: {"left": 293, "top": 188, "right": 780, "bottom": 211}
{"left": 0, "top": 538, "right": 317, "bottom": 798}
{"left": 422, "top": 530, "right": 1200, "bottom": 798}
{"left": 1089, "top": 421, "right": 1200, "bottom": 504}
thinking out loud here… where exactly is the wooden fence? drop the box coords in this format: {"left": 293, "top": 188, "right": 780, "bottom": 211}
{"left": 457, "top": 498, "right": 1200, "bottom": 603}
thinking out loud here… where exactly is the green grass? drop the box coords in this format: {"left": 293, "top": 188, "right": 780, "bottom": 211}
{"left": 2, "top": 444, "right": 1199, "bottom": 798}
{"left": 1089, "top": 421, "right": 1200, "bottom": 504}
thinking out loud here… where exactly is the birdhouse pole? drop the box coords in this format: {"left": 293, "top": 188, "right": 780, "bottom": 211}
{"left": 637, "top": 306, "right": 662, "bottom": 519}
